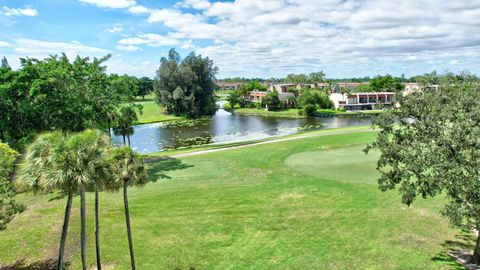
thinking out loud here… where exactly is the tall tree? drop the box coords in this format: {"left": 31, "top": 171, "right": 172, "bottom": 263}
{"left": 20, "top": 130, "right": 113, "bottom": 270}
{"left": 137, "top": 77, "right": 153, "bottom": 100}
{"left": 113, "top": 103, "right": 141, "bottom": 146}
{"left": 365, "top": 81, "right": 480, "bottom": 264}
{"left": 0, "top": 142, "right": 20, "bottom": 230}
{"left": 109, "top": 147, "right": 148, "bottom": 270}
{"left": 154, "top": 48, "right": 217, "bottom": 117}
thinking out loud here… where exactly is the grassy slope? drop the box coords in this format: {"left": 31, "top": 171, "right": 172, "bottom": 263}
{"left": 0, "top": 130, "right": 471, "bottom": 269}
{"left": 135, "top": 94, "right": 182, "bottom": 124}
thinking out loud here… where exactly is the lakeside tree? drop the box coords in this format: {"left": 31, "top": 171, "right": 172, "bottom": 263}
{"left": 262, "top": 91, "right": 281, "bottom": 111}
{"left": 137, "top": 77, "right": 153, "bottom": 100}
{"left": 113, "top": 103, "right": 142, "bottom": 146}
{"left": 0, "top": 54, "right": 140, "bottom": 149}
{"left": 109, "top": 147, "right": 147, "bottom": 270}
{"left": 365, "top": 81, "right": 480, "bottom": 264}
{"left": 0, "top": 142, "right": 20, "bottom": 230}
{"left": 154, "top": 48, "right": 217, "bottom": 117}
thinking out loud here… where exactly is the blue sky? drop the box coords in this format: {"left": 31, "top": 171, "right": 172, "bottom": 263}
{"left": 0, "top": 0, "right": 479, "bottom": 79}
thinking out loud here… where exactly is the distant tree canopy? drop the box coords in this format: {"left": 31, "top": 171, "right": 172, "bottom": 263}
{"left": 284, "top": 71, "right": 326, "bottom": 84}
{"left": 369, "top": 75, "right": 404, "bottom": 92}
{"left": 154, "top": 48, "right": 217, "bottom": 117}
{"left": 0, "top": 54, "right": 137, "bottom": 148}
{"left": 241, "top": 81, "right": 267, "bottom": 92}
{"left": 137, "top": 77, "right": 153, "bottom": 99}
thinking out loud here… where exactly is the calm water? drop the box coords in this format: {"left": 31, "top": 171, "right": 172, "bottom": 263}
{"left": 112, "top": 105, "right": 372, "bottom": 154}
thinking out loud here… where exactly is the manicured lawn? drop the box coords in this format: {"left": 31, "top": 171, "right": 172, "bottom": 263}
{"left": 135, "top": 100, "right": 182, "bottom": 124}
{"left": 0, "top": 129, "right": 471, "bottom": 269}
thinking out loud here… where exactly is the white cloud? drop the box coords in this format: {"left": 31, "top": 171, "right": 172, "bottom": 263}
{"left": 175, "top": 0, "right": 211, "bottom": 10}
{"left": 116, "top": 45, "right": 142, "bottom": 51}
{"left": 118, "top": 33, "right": 179, "bottom": 47}
{"left": 107, "top": 24, "right": 123, "bottom": 33}
{"left": 71, "top": 0, "right": 480, "bottom": 77}
{"left": 13, "top": 38, "right": 109, "bottom": 58}
{"left": 78, "top": 0, "right": 136, "bottom": 9}
{"left": 0, "top": 41, "right": 10, "bottom": 47}
{"left": 2, "top": 6, "right": 38, "bottom": 17}
{"left": 128, "top": 5, "right": 150, "bottom": 14}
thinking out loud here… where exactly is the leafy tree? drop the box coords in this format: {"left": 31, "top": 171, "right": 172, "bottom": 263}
{"left": 303, "top": 104, "right": 317, "bottom": 116}
{"left": 109, "top": 74, "right": 138, "bottom": 102}
{"left": 262, "top": 91, "right": 281, "bottom": 111}
{"left": 154, "top": 48, "right": 217, "bottom": 117}
{"left": 308, "top": 71, "right": 326, "bottom": 83}
{"left": 109, "top": 147, "right": 148, "bottom": 270}
{"left": 365, "top": 82, "right": 480, "bottom": 264}
{"left": 241, "top": 81, "right": 267, "bottom": 92}
{"left": 369, "top": 75, "right": 404, "bottom": 92}
{"left": 0, "top": 142, "right": 20, "bottom": 230}
{"left": 137, "top": 77, "right": 153, "bottom": 100}
{"left": 226, "top": 92, "right": 243, "bottom": 108}
{"left": 0, "top": 54, "right": 126, "bottom": 148}
{"left": 113, "top": 103, "right": 142, "bottom": 146}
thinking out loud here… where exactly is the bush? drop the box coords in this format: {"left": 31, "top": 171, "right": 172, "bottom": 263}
{"left": 262, "top": 92, "right": 281, "bottom": 111}
{"left": 304, "top": 104, "right": 317, "bottom": 116}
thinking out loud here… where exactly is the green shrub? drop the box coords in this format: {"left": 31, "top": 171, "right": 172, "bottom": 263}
{"left": 304, "top": 104, "right": 317, "bottom": 116}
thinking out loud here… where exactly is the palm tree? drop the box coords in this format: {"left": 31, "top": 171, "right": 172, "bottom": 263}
{"left": 67, "top": 129, "right": 112, "bottom": 270}
{"left": 113, "top": 104, "right": 141, "bottom": 146}
{"left": 20, "top": 132, "right": 72, "bottom": 270}
{"left": 20, "top": 130, "right": 113, "bottom": 270}
{"left": 109, "top": 147, "right": 147, "bottom": 270}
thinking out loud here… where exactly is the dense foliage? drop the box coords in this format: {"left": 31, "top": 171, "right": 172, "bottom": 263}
{"left": 0, "top": 142, "right": 20, "bottom": 230}
{"left": 261, "top": 91, "right": 281, "bottom": 111}
{"left": 366, "top": 80, "right": 480, "bottom": 263}
{"left": 154, "top": 48, "right": 217, "bottom": 117}
{"left": 0, "top": 54, "right": 137, "bottom": 149}
{"left": 137, "top": 77, "right": 153, "bottom": 100}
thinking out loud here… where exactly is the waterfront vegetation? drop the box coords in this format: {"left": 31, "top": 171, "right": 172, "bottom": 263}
{"left": 0, "top": 128, "right": 471, "bottom": 269}
{"left": 229, "top": 107, "right": 384, "bottom": 118}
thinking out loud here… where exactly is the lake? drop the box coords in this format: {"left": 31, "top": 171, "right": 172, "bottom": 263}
{"left": 111, "top": 106, "right": 372, "bottom": 154}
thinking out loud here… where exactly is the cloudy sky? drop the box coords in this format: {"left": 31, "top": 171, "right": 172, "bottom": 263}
{"left": 0, "top": 0, "right": 479, "bottom": 78}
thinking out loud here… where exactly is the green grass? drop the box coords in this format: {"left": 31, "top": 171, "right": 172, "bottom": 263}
{"left": 234, "top": 108, "right": 304, "bottom": 118}
{"left": 0, "top": 129, "right": 471, "bottom": 269}
{"left": 135, "top": 96, "right": 183, "bottom": 124}
{"left": 233, "top": 108, "right": 385, "bottom": 118}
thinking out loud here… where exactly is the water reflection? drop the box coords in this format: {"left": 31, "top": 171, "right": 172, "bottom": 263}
{"left": 111, "top": 108, "right": 372, "bottom": 154}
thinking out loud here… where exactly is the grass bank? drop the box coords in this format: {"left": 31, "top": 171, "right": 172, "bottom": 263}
{"left": 134, "top": 94, "right": 183, "bottom": 125}
{"left": 232, "top": 107, "right": 385, "bottom": 118}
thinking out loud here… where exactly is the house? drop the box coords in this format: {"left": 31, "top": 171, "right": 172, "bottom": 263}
{"left": 403, "top": 83, "right": 420, "bottom": 94}
{"left": 268, "top": 84, "right": 295, "bottom": 93}
{"left": 247, "top": 90, "right": 295, "bottom": 103}
{"left": 330, "top": 92, "right": 395, "bottom": 111}
{"left": 216, "top": 81, "right": 243, "bottom": 91}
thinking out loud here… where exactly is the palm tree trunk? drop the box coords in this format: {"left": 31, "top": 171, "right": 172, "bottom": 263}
{"left": 122, "top": 135, "right": 126, "bottom": 145}
{"left": 57, "top": 192, "right": 73, "bottom": 270}
{"left": 127, "top": 135, "right": 131, "bottom": 147}
{"left": 107, "top": 119, "right": 112, "bottom": 138}
{"left": 123, "top": 181, "right": 136, "bottom": 270}
{"left": 80, "top": 185, "right": 87, "bottom": 270}
{"left": 95, "top": 187, "right": 102, "bottom": 270}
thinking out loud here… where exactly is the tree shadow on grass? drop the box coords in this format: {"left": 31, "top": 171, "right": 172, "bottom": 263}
{"left": 146, "top": 157, "right": 194, "bottom": 181}
{"left": 432, "top": 230, "right": 477, "bottom": 270}
{"left": 0, "top": 259, "right": 70, "bottom": 270}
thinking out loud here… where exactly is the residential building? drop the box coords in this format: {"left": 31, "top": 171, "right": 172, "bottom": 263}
{"left": 330, "top": 92, "right": 395, "bottom": 111}
{"left": 216, "top": 81, "right": 243, "bottom": 91}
